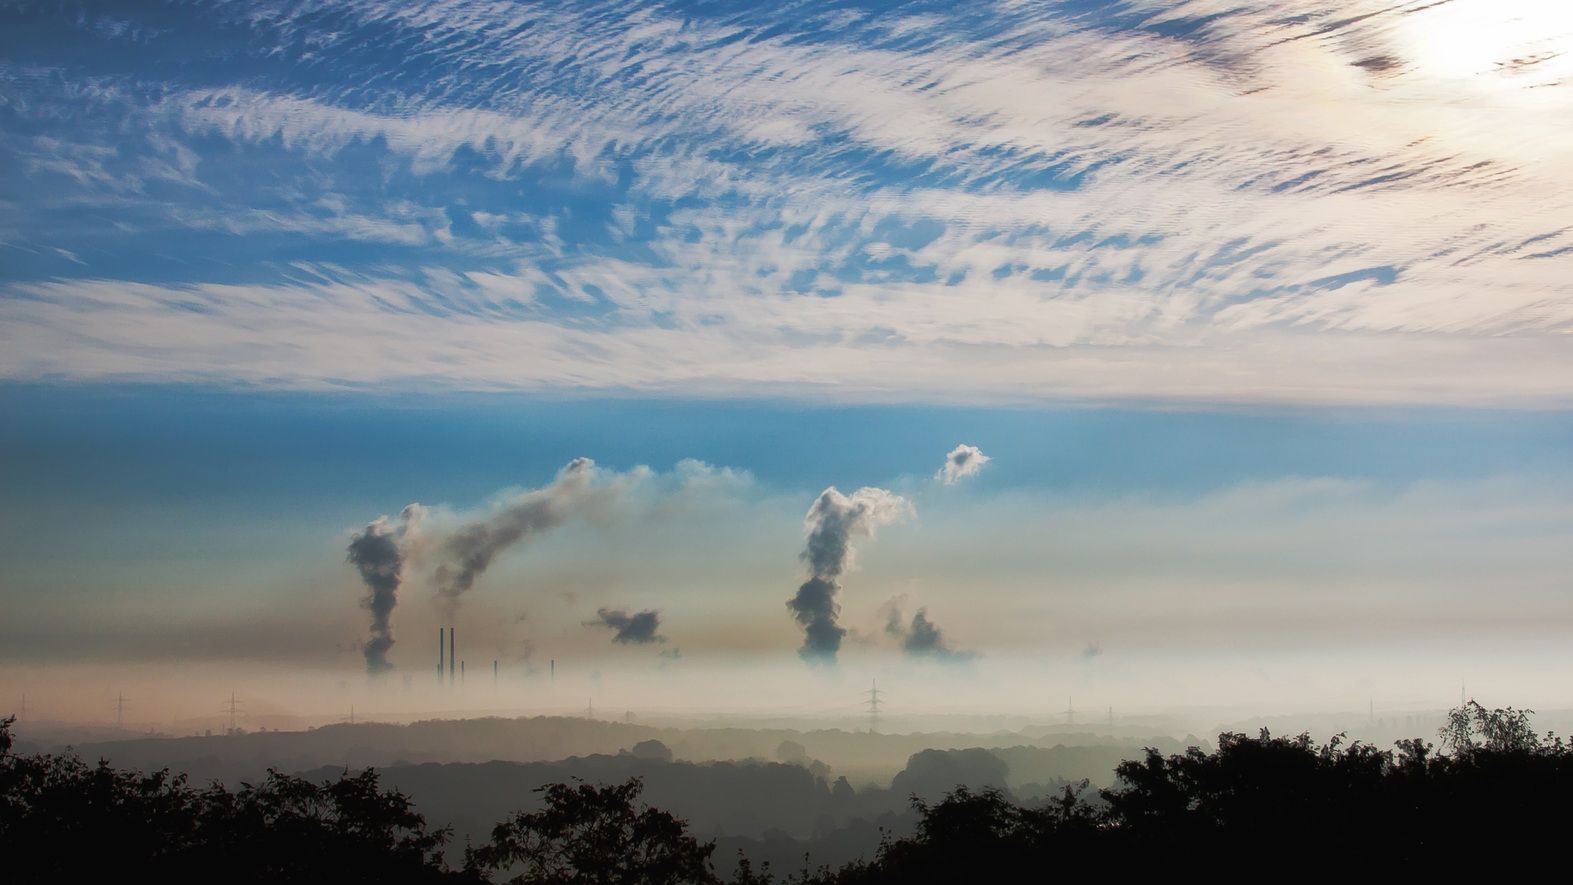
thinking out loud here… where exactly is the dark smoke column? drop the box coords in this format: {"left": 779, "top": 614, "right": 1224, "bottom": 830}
{"left": 346, "top": 504, "right": 423, "bottom": 673}
{"left": 788, "top": 487, "right": 908, "bottom": 663}
{"left": 433, "top": 457, "right": 597, "bottom": 618}
{"left": 589, "top": 607, "right": 666, "bottom": 644}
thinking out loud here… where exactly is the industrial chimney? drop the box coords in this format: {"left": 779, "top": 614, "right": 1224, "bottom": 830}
{"left": 438, "top": 627, "right": 445, "bottom": 686}
{"left": 449, "top": 626, "right": 455, "bottom": 687}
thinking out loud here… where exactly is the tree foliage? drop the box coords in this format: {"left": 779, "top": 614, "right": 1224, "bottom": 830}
{"left": 814, "top": 704, "right": 1573, "bottom": 881}
{"left": 6, "top": 703, "right": 1572, "bottom": 882}
{"left": 466, "top": 778, "right": 719, "bottom": 885}
{"left": 0, "top": 715, "right": 472, "bottom": 883}
{"left": 1437, "top": 699, "right": 1558, "bottom": 756}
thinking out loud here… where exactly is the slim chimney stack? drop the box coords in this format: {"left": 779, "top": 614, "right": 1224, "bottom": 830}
{"left": 439, "top": 627, "right": 445, "bottom": 685}
{"left": 449, "top": 627, "right": 456, "bottom": 686}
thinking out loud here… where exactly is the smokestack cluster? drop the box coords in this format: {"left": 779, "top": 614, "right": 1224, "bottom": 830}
{"left": 346, "top": 457, "right": 613, "bottom": 675}
{"left": 788, "top": 487, "right": 909, "bottom": 663}
{"left": 437, "top": 626, "right": 458, "bottom": 686}
{"left": 345, "top": 505, "right": 423, "bottom": 673}
{"left": 347, "top": 454, "right": 977, "bottom": 674}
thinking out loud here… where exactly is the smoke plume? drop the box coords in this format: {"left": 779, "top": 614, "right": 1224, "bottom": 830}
{"left": 346, "top": 504, "right": 424, "bottom": 673}
{"left": 433, "top": 457, "right": 597, "bottom": 617}
{"left": 884, "top": 602, "right": 975, "bottom": 663}
{"left": 788, "top": 486, "right": 909, "bottom": 663}
{"left": 937, "top": 444, "right": 990, "bottom": 485}
{"left": 590, "top": 608, "right": 665, "bottom": 644}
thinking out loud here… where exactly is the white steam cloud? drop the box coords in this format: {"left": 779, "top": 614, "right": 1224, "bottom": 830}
{"left": 937, "top": 444, "right": 990, "bottom": 485}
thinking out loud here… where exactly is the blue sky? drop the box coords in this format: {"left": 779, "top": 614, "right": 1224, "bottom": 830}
{"left": 2, "top": 1, "right": 1572, "bottom": 720}
{"left": 3, "top": 0, "right": 1571, "bottom": 404}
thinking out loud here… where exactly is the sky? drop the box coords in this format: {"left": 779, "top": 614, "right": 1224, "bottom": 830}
{"left": 2, "top": 0, "right": 1572, "bottom": 727}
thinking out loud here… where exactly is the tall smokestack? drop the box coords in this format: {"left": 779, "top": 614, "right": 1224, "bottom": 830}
{"left": 449, "top": 627, "right": 455, "bottom": 686}
{"left": 439, "top": 627, "right": 445, "bottom": 685}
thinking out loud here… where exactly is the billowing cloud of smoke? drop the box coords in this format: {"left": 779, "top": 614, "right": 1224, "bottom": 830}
{"left": 884, "top": 602, "right": 975, "bottom": 663}
{"left": 937, "top": 444, "right": 990, "bottom": 485}
{"left": 346, "top": 457, "right": 734, "bottom": 667}
{"left": 789, "top": 487, "right": 909, "bottom": 663}
{"left": 346, "top": 504, "right": 425, "bottom": 673}
{"left": 433, "top": 457, "right": 598, "bottom": 618}
{"left": 590, "top": 607, "right": 665, "bottom": 644}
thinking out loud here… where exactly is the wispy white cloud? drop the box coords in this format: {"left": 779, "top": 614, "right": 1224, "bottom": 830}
{"left": 938, "top": 445, "right": 990, "bottom": 485}
{"left": 2, "top": 0, "right": 1570, "bottom": 404}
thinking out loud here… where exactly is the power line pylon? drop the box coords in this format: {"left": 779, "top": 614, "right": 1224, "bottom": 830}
{"left": 223, "top": 691, "right": 244, "bottom": 733}
{"left": 866, "top": 680, "right": 883, "bottom": 734}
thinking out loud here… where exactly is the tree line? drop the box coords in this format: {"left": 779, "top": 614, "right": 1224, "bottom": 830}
{"left": 3, "top": 701, "right": 1568, "bottom": 882}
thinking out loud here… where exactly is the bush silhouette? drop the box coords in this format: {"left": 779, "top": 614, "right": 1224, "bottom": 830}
{"left": 6, "top": 703, "right": 1571, "bottom": 882}
{"left": 816, "top": 703, "right": 1573, "bottom": 881}
{"left": 0, "top": 715, "right": 473, "bottom": 883}
{"left": 466, "top": 778, "right": 720, "bottom": 884}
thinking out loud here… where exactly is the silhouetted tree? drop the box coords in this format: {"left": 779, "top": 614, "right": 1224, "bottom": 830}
{"left": 806, "top": 703, "right": 1573, "bottom": 880}
{"left": 1437, "top": 700, "right": 1554, "bottom": 756}
{"left": 466, "top": 778, "right": 720, "bottom": 884}
{"left": 10, "top": 703, "right": 1573, "bottom": 882}
{"left": 0, "top": 716, "right": 472, "bottom": 883}
{"left": 629, "top": 739, "right": 675, "bottom": 762}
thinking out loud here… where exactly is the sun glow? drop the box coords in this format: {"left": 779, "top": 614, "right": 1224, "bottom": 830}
{"left": 1399, "top": 0, "right": 1573, "bottom": 92}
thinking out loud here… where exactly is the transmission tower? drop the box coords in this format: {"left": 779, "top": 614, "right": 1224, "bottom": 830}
{"left": 116, "top": 691, "right": 126, "bottom": 729}
{"left": 1063, "top": 696, "right": 1075, "bottom": 726}
{"left": 865, "top": 679, "right": 883, "bottom": 734}
{"left": 223, "top": 691, "right": 244, "bottom": 733}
